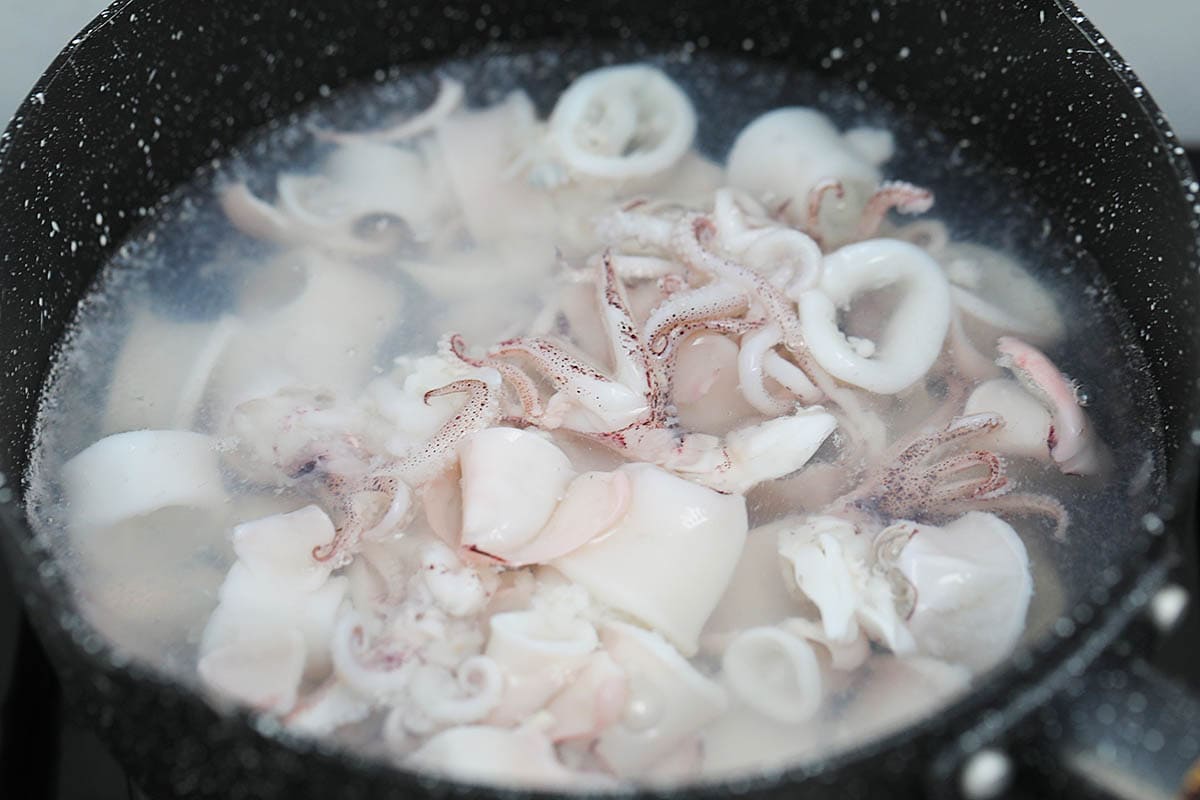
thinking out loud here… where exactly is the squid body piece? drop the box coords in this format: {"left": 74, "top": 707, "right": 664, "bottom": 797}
{"left": 494, "top": 469, "right": 634, "bottom": 567}
{"left": 202, "top": 504, "right": 346, "bottom": 686}
{"left": 995, "top": 336, "right": 1108, "bottom": 476}
{"left": 197, "top": 628, "right": 306, "bottom": 715}
{"left": 210, "top": 255, "right": 401, "bottom": 422}
{"left": 551, "top": 463, "right": 748, "bottom": 655}
{"left": 62, "top": 430, "right": 226, "bottom": 531}
{"left": 594, "top": 621, "right": 727, "bottom": 777}
{"left": 672, "top": 331, "right": 760, "bottom": 434}
{"left": 548, "top": 64, "right": 697, "bottom": 183}
{"left": 941, "top": 242, "right": 1066, "bottom": 344}
{"left": 231, "top": 504, "right": 337, "bottom": 592}
{"left": 485, "top": 609, "right": 599, "bottom": 724}
{"left": 201, "top": 562, "right": 348, "bottom": 682}
{"left": 458, "top": 427, "right": 576, "bottom": 558}
{"left": 799, "top": 239, "right": 951, "bottom": 394}
{"left": 726, "top": 107, "right": 891, "bottom": 233}
{"left": 434, "top": 90, "right": 555, "bottom": 242}
{"left": 543, "top": 651, "right": 628, "bottom": 742}
{"left": 964, "top": 378, "right": 1053, "bottom": 461}
{"left": 715, "top": 407, "right": 838, "bottom": 494}
{"left": 277, "top": 139, "right": 454, "bottom": 244}
{"left": 705, "top": 516, "right": 807, "bottom": 635}
{"left": 896, "top": 512, "right": 1033, "bottom": 672}
{"left": 103, "top": 311, "right": 239, "bottom": 435}
{"left": 778, "top": 515, "right": 915, "bottom": 654}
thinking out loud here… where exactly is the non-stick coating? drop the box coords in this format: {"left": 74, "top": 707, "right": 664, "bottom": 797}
{"left": 0, "top": 1, "right": 1197, "bottom": 798}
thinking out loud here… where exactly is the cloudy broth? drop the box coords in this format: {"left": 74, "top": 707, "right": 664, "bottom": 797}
{"left": 25, "top": 46, "right": 1159, "bottom": 787}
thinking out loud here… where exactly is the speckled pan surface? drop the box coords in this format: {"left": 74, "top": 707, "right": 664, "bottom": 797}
{"left": 0, "top": 1, "right": 1197, "bottom": 798}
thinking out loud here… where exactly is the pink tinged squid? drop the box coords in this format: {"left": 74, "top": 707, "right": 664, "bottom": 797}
{"left": 736, "top": 322, "right": 825, "bottom": 415}
{"left": 644, "top": 284, "right": 811, "bottom": 421}
{"left": 885, "top": 513, "right": 1034, "bottom": 673}
{"left": 367, "top": 352, "right": 499, "bottom": 454}
{"left": 669, "top": 331, "right": 761, "bottom": 435}
{"left": 319, "top": 378, "right": 502, "bottom": 565}
{"left": 798, "top": 238, "right": 953, "bottom": 395}
{"left": 671, "top": 213, "right": 808, "bottom": 353}
{"left": 403, "top": 657, "right": 507, "bottom": 730}
{"left": 328, "top": 607, "right": 420, "bottom": 700}
{"left": 667, "top": 212, "right": 861, "bottom": 425}
{"left": 543, "top": 652, "right": 629, "bottom": 742}
{"left": 483, "top": 610, "right": 599, "bottom": 725}
{"left": 221, "top": 371, "right": 500, "bottom": 566}
{"left": 418, "top": 539, "right": 493, "bottom": 618}
{"left": 592, "top": 621, "right": 728, "bottom": 778}
{"left": 996, "top": 336, "right": 1109, "bottom": 476}
{"left": 328, "top": 541, "right": 496, "bottom": 714}
{"left": 456, "top": 427, "right": 576, "bottom": 558}
{"left": 230, "top": 505, "right": 341, "bottom": 592}
{"left": 426, "top": 424, "right": 634, "bottom": 566}
{"left": 472, "top": 469, "right": 633, "bottom": 567}
{"left": 550, "top": 463, "right": 748, "bottom": 655}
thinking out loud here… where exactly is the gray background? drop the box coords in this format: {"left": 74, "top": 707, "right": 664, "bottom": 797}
{"left": 0, "top": 0, "right": 1198, "bottom": 143}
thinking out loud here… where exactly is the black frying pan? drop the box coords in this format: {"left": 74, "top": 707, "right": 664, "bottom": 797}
{"left": 1, "top": 1, "right": 1199, "bottom": 798}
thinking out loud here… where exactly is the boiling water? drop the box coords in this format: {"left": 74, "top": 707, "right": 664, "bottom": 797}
{"left": 25, "top": 44, "right": 1161, "bottom": 787}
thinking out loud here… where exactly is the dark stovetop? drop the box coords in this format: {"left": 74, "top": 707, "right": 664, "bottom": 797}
{"left": 2, "top": 151, "right": 1199, "bottom": 800}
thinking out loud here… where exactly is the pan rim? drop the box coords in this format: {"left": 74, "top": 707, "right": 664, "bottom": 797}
{"left": 0, "top": 0, "right": 1197, "bottom": 794}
